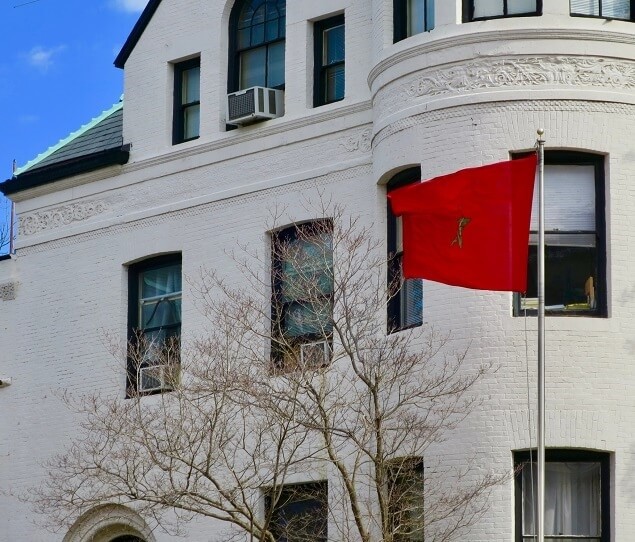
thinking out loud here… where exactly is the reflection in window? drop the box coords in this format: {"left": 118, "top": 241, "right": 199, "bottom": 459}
{"left": 173, "top": 58, "right": 200, "bottom": 144}
{"left": 230, "top": 0, "right": 286, "bottom": 91}
{"left": 387, "top": 457, "right": 425, "bottom": 542}
{"left": 271, "top": 222, "right": 333, "bottom": 370}
{"left": 314, "top": 15, "right": 345, "bottom": 107}
{"left": 128, "top": 255, "right": 182, "bottom": 394}
{"left": 394, "top": 0, "right": 434, "bottom": 43}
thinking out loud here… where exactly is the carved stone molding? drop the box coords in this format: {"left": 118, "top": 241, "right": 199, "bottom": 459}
{"left": 19, "top": 200, "right": 108, "bottom": 236}
{"left": 375, "top": 56, "right": 635, "bottom": 119}
{"left": 340, "top": 129, "right": 372, "bottom": 153}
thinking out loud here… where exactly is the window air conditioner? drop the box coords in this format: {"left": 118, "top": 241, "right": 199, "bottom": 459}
{"left": 300, "top": 340, "right": 330, "bottom": 368}
{"left": 139, "top": 364, "right": 173, "bottom": 392}
{"left": 227, "top": 86, "right": 284, "bottom": 125}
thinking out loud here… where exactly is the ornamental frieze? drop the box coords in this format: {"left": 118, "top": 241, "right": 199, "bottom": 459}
{"left": 19, "top": 200, "right": 108, "bottom": 236}
{"left": 340, "top": 128, "right": 372, "bottom": 153}
{"left": 376, "top": 56, "right": 635, "bottom": 119}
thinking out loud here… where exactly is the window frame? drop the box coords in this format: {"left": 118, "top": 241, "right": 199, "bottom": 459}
{"left": 463, "top": 0, "right": 542, "bottom": 22}
{"left": 514, "top": 151, "right": 606, "bottom": 318}
{"left": 313, "top": 15, "right": 345, "bottom": 108}
{"left": 265, "top": 481, "right": 328, "bottom": 542}
{"left": 228, "top": 0, "right": 286, "bottom": 93}
{"left": 271, "top": 221, "right": 334, "bottom": 369}
{"left": 172, "top": 58, "right": 201, "bottom": 145}
{"left": 394, "top": 0, "right": 434, "bottom": 43}
{"left": 127, "top": 254, "right": 182, "bottom": 396}
{"left": 514, "top": 449, "right": 610, "bottom": 542}
{"left": 387, "top": 167, "right": 424, "bottom": 333}
{"left": 570, "top": 0, "right": 633, "bottom": 21}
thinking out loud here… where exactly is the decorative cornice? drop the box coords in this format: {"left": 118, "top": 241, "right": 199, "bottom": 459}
{"left": 19, "top": 200, "right": 108, "bottom": 237}
{"left": 369, "top": 27, "right": 635, "bottom": 89}
{"left": 374, "top": 56, "right": 635, "bottom": 120}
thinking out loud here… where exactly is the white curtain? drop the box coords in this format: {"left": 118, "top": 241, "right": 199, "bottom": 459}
{"left": 523, "top": 462, "right": 601, "bottom": 536}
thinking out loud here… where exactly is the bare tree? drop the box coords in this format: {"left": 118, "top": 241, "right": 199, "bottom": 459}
{"left": 32, "top": 203, "right": 503, "bottom": 541}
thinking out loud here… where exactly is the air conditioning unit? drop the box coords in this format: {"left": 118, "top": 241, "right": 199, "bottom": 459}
{"left": 227, "top": 86, "right": 284, "bottom": 125}
{"left": 300, "top": 340, "right": 330, "bottom": 368}
{"left": 139, "top": 364, "right": 174, "bottom": 392}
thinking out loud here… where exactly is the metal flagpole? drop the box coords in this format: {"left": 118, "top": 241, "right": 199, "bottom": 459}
{"left": 536, "top": 128, "right": 546, "bottom": 542}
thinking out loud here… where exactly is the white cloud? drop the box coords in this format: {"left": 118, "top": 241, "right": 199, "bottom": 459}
{"left": 112, "top": 0, "right": 149, "bottom": 12}
{"left": 25, "top": 45, "right": 67, "bottom": 72}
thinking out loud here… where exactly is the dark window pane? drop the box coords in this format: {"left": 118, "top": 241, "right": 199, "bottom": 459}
{"left": 267, "top": 41, "right": 285, "bottom": 88}
{"left": 252, "top": 22, "right": 265, "bottom": 45}
{"left": 252, "top": 3, "right": 266, "bottom": 25}
{"left": 323, "top": 24, "right": 345, "bottom": 65}
{"left": 325, "top": 65, "right": 345, "bottom": 102}
{"left": 240, "top": 47, "right": 267, "bottom": 88}
{"left": 141, "top": 265, "right": 181, "bottom": 299}
{"left": 268, "top": 483, "right": 328, "bottom": 542}
{"left": 237, "top": 27, "right": 251, "bottom": 49}
{"left": 265, "top": 19, "right": 279, "bottom": 40}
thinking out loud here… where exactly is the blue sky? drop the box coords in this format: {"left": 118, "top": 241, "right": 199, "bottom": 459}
{"left": 0, "top": 0, "right": 149, "bottom": 249}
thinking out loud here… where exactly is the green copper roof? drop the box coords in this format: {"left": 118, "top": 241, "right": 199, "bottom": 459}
{"left": 15, "top": 99, "right": 124, "bottom": 176}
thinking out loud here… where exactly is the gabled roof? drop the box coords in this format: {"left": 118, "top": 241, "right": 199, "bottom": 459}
{"left": 1, "top": 100, "right": 130, "bottom": 196}
{"left": 114, "top": 0, "right": 163, "bottom": 69}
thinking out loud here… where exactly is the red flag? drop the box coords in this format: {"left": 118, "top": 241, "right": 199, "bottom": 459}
{"left": 387, "top": 155, "right": 537, "bottom": 292}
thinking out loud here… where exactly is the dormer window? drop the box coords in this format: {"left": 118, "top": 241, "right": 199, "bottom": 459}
{"left": 229, "top": 0, "right": 286, "bottom": 92}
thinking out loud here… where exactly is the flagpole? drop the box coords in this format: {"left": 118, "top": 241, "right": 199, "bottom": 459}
{"left": 536, "top": 128, "right": 546, "bottom": 542}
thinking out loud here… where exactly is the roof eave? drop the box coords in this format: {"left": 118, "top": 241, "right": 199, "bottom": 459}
{"left": 114, "top": 0, "right": 163, "bottom": 69}
{"left": 0, "top": 145, "right": 131, "bottom": 197}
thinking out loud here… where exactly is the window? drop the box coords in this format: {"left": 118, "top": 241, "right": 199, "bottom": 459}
{"left": 464, "top": 0, "right": 541, "bottom": 21}
{"left": 515, "top": 152, "right": 605, "bottom": 316}
{"left": 387, "top": 168, "right": 423, "bottom": 333}
{"left": 228, "top": 0, "right": 286, "bottom": 92}
{"left": 127, "top": 255, "right": 182, "bottom": 394}
{"left": 387, "top": 457, "right": 425, "bottom": 542}
{"left": 271, "top": 221, "right": 333, "bottom": 370}
{"left": 514, "top": 450, "right": 610, "bottom": 542}
{"left": 314, "top": 15, "right": 345, "bottom": 107}
{"left": 394, "top": 0, "right": 434, "bottom": 43}
{"left": 571, "top": 0, "right": 632, "bottom": 20}
{"left": 266, "top": 482, "right": 328, "bottom": 542}
{"left": 173, "top": 58, "right": 200, "bottom": 144}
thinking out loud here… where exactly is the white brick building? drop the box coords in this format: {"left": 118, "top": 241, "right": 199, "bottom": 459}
{"left": 1, "top": 0, "right": 634, "bottom": 540}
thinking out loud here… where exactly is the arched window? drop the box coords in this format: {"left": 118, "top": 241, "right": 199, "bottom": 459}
{"left": 229, "top": 0, "right": 286, "bottom": 92}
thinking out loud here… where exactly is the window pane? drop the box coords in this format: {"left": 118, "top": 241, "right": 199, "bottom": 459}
{"left": 571, "top": 0, "right": 599, "bottom": 14}
{"left": 603, "top": 0, "right": 630, "bottom": 18}
{"left": 325, "top": 65, "right": 345, "bottom": 102}
{"left": 284, "top": 301, "right": 332, "bottom": 337}
{"left": 408, "top": 0, "right": 426, "bottom": 35}
{"left": 401, "top": 278, "right": 423, "bottom": 327}
{"left": 182, "top": 66, "right": 200, "bottom": 104}
{"left": 524, "top": 242, "right": 597, "bottom": 311}
{"left": 141, "top": 265, "right": 182, "bottom": 299}
{"left": 323, "top": 24, "right": 345, "bottom": 65}
{"left": 269, "top": 483, "right": 328, "bottom": 542}
{"left": 267, "top": 40, "right": 285, "bottom": 88}
{"left": 141, "top": 297, "right": 182, "bottom": 328}
{"left": 183, "top": 104, "right": 200, "bottom": 140}
{"left": 252, "top": 22, "right": 265, "bottom": 45}
{"left": 240, "top": 47, "right": 267, "bottom": 88}
{"left": 530, "top": 165, "right": 596, "bottom": 232}
{"left": 522, "top": 462, "right": 601, "bottom": 536}
{"left": 265, "top": 19, "right": 279, "bottom": 40}
{"left": 508, "top": 0, "right": 537, "bottom": 14}
{"left": 473, "top": 0, "right": 504, "bottom": 17}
